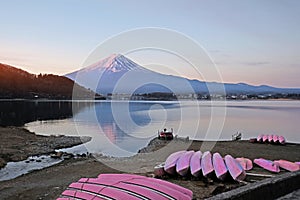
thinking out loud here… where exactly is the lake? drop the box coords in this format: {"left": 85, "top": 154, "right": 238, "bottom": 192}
{"left": 1, "top": 100, "right": 299, "bottom": 157}
{"left": 9, "top": 101, "right": 300, "bottom": 157}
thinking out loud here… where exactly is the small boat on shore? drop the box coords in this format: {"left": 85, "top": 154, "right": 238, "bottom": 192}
{"left": 224, "top": 155, "right": 246, "bottom": 181}
{"left": 279, "top": 136, "right": 285, "bottom": 144}
{"left": 236, "top": 157, "right": 253, "bottom": 171}
{"left": 232, "top": 132, "right": 242, "bottom": 141}
{"left": 212, "top": 153, "right": 227, "bottom": 181}
{"left": 257, "top": 134, "right": 263, "bottom": 143}
{"left": 164, "top": 150, "right": 187, "bottom": 175}
{"left": 176, "top": 151, "right": 194, "bottom": 176}
{"left": 268, "top": 135, "right": 273, "bottom": 143}
{"left": 190, "top": 150, "right": 202, "bottom": 177}
{"left": 272, "top": 135, "right": 279, "bottom": 143}
{"left": 262, "top": 135, "right": 268, "bottom": 143}
{"left": 274, "top": 160, "right": 300, "bottom": 172}
{"left": 201, "top": 151, "right": 214, "bottom": 177}
{"left": 254, "top": 158, "right": 280, "bottom": 173}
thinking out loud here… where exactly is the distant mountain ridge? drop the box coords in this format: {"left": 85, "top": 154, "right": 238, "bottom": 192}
{"left": 65, "top": 54, "right": 300, "bottom": 95}
{"left": 0, "top": 63, "right": 96, "bottom": 99}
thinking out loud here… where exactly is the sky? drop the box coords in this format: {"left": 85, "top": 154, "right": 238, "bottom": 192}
{"left": 0, "top": 0, "right": 300, "bottom": 88}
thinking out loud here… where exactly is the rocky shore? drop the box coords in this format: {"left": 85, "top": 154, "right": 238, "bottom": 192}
{"left": 0, "top": 127, "right": 91, "bottom": 168}
{"left": 0, "top": 128, "right": 299, "bottom": 199}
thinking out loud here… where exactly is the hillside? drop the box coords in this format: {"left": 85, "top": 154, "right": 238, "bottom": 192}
{"left": 0, "top": 63, "right": 98, "bottom": 99}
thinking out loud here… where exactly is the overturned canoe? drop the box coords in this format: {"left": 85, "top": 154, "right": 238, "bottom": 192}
{"left": 274, "top": 160, "right": 300, "bottom": 172}
{"left": 268, "top": 135, "right": 273, "bottom": 143}
{"left": 164, "top": 150, "right": 186, "bottom": 175}
{"left": 257, "top": 134, "right": 263, "bottom": 143}
{"left": 225, "top": 155, "right": 246, "bottom": 181}
{"left": 76, "top": 174, "right": 193, "bottom": 200}
{"left": 201, "top": 151, "right": 214, "bottom": 177}
{"left": 262, "top": 135, "right": 268, "bottom": 143}
{"left": 272, "top": 135, "right": 279, "bottom": 143}
{"left": 278, "top": 136, "right": 285, "bottom": 144}
{"left": 236, "top": 157, "right": 253, "bottom": 171}
{"left": 212, "top": 153, "right": 227, "bottom": 181}
{"left": 97, "top": 173, "right": 193, "bottom": 198}
{"left": 190, "top": 150, "right": 202, "bottom": 177}
{"left": 254, "top": 158, "right": 280, "bottom": 173}
{"left": 176, "top": 151, "right": 195, "bottom": 176}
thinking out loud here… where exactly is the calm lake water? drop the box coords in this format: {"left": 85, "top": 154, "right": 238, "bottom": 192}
{"left": 14, "top": 100, "right": 299, "bottom": 157}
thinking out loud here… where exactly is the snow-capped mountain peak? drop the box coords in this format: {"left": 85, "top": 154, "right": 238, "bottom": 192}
{"left": 81, "top": 54, "right": 144, "bottom": 73}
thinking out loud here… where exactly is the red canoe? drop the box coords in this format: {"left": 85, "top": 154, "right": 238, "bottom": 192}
{"left": 201, "top": 151, "right": 214, "bottom": 177}
{"left": 254, "top": 158, "right": 280, "bottom": 173}
{"left": 224, "top": 155, "right": 246, "bottom": 181}
{"left": 190, "top": 150, "right": 202, "bottom": 177}
{"left": 164, "top": 150, "right": 186, "bottom": 175}
{"left": 274, "top": 160, "right": 300, "bottom": 172}
{"left": 236, "top": 157, "right": 253, "bottom": 171}
{"left": 212, "top": 153, "right": 227, "bottom": 181}
{"left": 176, "top": 151, "right": 195, "bottom": 176}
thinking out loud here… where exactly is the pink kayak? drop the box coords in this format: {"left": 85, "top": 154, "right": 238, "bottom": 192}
{"left": 257, "top": 134, "right": 263, "bottom": 143}
{"left": 212, "top": 153, "right": 227, "bottom": 181}
{"left": 274, "top": 160, "right": 300, "bottom": 172}
{"left": 176, "top": 151, "right": 195, "bottom": 176}
{"left": 164, "top": 150, "right": 186, "bottom": 175}
{"left": 190, "top": 150, "right": 202, "bottom": 177}
{"left": 262, "top": 135, "right": 268, "bottom": 143}
{"left": 268, "top": 135, "right": 273, "bottom": 143}
{"left": 254, "top": 158, "right": 280, "bottom": 173}
{"left": 236, "top": 157, "right": 253, "bottom": 171}
{"left": 272, "top": 135, "right": 279, "bottom": 143}
{"left": 278, "top": 136, "right": 285, "bottom": 144}
{"left": 224, "top": 155, "right": 246, "bottom": 181}
{"left": 201, "top": 151, "right": 214, "bottom": 177}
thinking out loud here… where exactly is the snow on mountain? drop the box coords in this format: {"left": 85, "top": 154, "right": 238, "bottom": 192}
{"left": 65, "top": 54, "right": 300, "bottom": 95}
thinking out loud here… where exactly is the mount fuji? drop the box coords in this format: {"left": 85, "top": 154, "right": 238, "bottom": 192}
{"left": 65, "top": 54, "right": 300, "bottom": 95}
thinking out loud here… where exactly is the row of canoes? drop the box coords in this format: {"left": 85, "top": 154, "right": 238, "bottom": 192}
{"left": 254, "top": 158, "right": 300, "bottom": 173}
{"left": 163, "top": 150, "right": 247, "bottom": 182}
{"left": 256, "top": 134, "right": 286, "bottom": 144}
{"left": 58, "top": 173, "right": 193, "bottom": 200}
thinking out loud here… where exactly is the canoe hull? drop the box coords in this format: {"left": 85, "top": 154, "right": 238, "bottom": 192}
{"left": 176, "top": 151, "right": 194, "bottom": 176}
{"left": 225, "top": 155, "right": 246, "bottom": 181}
{"left": 274, "top": 160, "right": 300, "bottom": 172}
{"left": 254, "top": 158, "right": 280, "bottom": 173}
{"left": 212, "top": 153, "right": 227, "bottom": 180}
{"left": 190, "top": 150, "right": 202, "bottom": 177}
{"left": 201, "top": 151, "right": 214, "bottom": 177}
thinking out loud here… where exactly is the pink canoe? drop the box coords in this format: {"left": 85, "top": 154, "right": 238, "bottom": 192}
{"left": 224, "top": 155, "right": 246, "bottom": 181}
{"left": 268, "top": 135, "right": 273, "bottom": 143}
{"left": 190, "top": 150, "right": 202, "bottom": 177}
{"left": 164, "top": 150, "right": 186, "bottom": 175}
{"left": 201, "top": 151, "right": 214, "bottom": 177}
{"left": 96, "top": 173, "right": 193, "bottom": 199}
{"left": 212, "top": 153, "right": 227, "bottom": 180}
{"left": 296, "top": 162, "right": 300, "bottom": 167}
{"left": 80, "top": 174, "right": 193, "bottom": 200}
{"left": 236, "top": 157, "right": 253, "bottom": 171}
{"left": 274, "top": 160, "right": 300, "bottom": 172}
{"left": 254, "top": 158, "right": 280, "bottom": 173}
{"left": 257, "top": 134, "right": 263, "bottom": 142}
{"left": 272, "top": 135, "right": 279, "bottom": 143}
{"left": 176, "top": 151, "right": 195, "bottom": 176}
{"left": 278, "top": 136, "right": 285, "bottom": 144}
{"left": 262, "top": 135, "right": 268, "bottom": 143}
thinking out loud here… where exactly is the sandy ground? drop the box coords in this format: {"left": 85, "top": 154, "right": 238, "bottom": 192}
{"left": 0, "top": 127, "right": 299, "bottom": 199}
